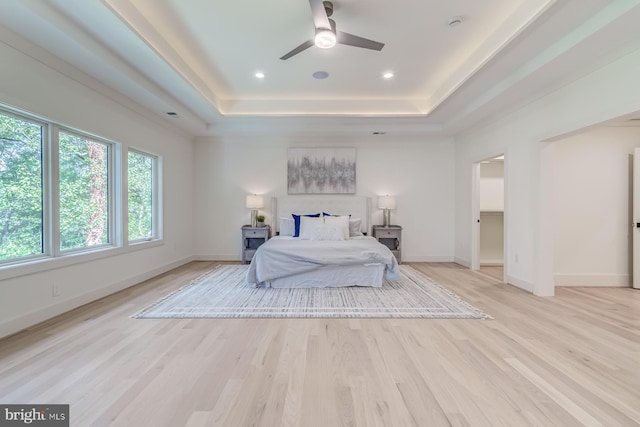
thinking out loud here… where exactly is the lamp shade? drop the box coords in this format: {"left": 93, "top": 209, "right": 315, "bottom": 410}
{"left": 245, "top": 195, "right": 264, "bottom": 209}
{"left": 378, "top": 195, "right": 396, "bottom": 210}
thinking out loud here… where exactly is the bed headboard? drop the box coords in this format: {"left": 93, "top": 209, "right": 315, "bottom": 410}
{"left": 271, "top": 196, "right": 372, "bottom": 235}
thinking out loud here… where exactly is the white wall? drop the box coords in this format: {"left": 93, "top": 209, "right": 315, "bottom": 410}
{"left": 193, "top": 135, "right": 455, "bottom": 262}
{"left": 553, "top": 126, "right": 640, "bottom": 286}
{"left": 480, "top": 162, "right": 505, "bottom": 211}
{"left": 0, "top": 34, "right": 194, "bottom": 338}
{"left": 455, "top": 46, "right": 640, "bottom": 295}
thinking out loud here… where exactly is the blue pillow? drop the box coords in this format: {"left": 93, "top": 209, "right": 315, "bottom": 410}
{"left": 323, "top": 212, "right": 351, "bottom": 217}
{"left": 292, "top": 213, "right": 321, "bottom": 237}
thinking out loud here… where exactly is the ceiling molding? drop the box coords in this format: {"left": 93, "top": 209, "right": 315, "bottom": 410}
{"left": 2, "top": 0, "right": 639, "bottom": 137}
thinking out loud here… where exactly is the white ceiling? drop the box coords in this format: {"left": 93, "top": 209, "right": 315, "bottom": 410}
{"left": 1, "top": 0, "right": 639, "bottom": 137}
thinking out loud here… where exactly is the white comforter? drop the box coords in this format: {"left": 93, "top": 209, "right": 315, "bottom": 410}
{"left": 246, "top": 236, "right": 399, "bottom": 285}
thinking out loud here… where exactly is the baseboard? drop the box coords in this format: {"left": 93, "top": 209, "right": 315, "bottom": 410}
{"left": 454, "top": 257, "right": 471, "bottom": 268}
{"left": 403, "top": 256, "right": 455, "bottom": 263}
{"left": 0, "top": 256, "right": 194, "bottom": 340}
{"left": 506, "top": 275, "right": 533, "bottom": 293}
{"left": 194, "top": 255, "right": 458, "bottom": 263}
{"left": 554, "top": 274, "right": 631, "bottom": 287}
{"left": 480, "top": 260, "right": 504, "bottom": 265}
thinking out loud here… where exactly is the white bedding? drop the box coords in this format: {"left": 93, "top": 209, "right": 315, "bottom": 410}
{"left": 246, "top": 236, "right": 399, "bottom": 287}
{"left": 267, "top": 264, "right": 385, "bottom": 288}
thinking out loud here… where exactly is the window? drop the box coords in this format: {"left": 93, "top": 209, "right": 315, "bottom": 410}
{"left": 0, "top": 112, "right": 44, "bottom": 262}
{"left": 0, "top": 104, "right": 163, "bottom": 273}
{"left": 59, "top": 131, "right": 111, "bottom": 251}
{"left": 128, "top": 150, "right": 157, "bottom": 241}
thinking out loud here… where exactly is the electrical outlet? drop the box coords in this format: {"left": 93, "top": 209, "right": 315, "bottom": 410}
{"left": 52, "top": 283, "right": 60, "bottom": 297}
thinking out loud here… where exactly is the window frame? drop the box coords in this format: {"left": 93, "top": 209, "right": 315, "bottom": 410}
{"left": 57, "top": 127, "right": 116, "bottom": 254}
{"left": 127, "top": 148, "right": 161, "bottom": 244}
{"left": 0, "top": 109, "right": 49, "bottom": 266}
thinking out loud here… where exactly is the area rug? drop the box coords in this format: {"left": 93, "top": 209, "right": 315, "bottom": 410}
{"left": 131, "top": 265, "right": 491, "bottom": 319}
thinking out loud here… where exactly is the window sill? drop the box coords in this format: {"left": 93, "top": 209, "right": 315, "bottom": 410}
{"left": 0, "top": 239, "right": 164, "bottom": 281}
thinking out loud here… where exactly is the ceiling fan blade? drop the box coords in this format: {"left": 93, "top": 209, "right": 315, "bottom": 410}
{"left": 309, "top": 0, "right": 331, "bottom": 29}
{"left": 280, "top": 39, "right": 315, "bottom": 60}
{"left": 337, "top": 31, "right": 384, "bottom": 51}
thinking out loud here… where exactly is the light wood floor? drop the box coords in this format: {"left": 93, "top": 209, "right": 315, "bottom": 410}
{"left": 479, "top": 265, "right": 504, "bottom": 281}
{"left": 1, "top": 262, "right": 639, "bottom": 427}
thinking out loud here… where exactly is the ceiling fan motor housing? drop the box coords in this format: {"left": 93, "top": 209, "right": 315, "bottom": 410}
{"left": 323, "top": 1, "right": 334, "bottom": 17}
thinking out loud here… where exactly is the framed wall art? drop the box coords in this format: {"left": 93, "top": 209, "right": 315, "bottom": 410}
{"left": 287, "top": 148, "right": 356, "bottom": 194}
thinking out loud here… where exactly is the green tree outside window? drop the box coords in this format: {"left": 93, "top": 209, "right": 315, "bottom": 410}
{"left": 128, "top": 151, "right": 153, "bottom": 240}
{"left": 0, "top": 113, "right": 43, "bottom": 261}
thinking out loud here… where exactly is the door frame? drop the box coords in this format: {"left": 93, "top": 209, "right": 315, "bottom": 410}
{"left": 471, "top": 162, "right": 481, "bottom": 271}
{"left": 633, "top": 148, "right": 640, "bottom": 289}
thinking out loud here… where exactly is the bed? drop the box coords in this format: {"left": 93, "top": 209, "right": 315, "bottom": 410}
{"left": 246, "top": 196, "right": 399, "bottom": 288}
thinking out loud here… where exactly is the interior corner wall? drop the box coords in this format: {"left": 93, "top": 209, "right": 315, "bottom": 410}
{"left": 553, "top": 126, "right": 640, "bottom": 287}
{"left": 193, "top": 135, "right": 455, "bottom": 263}
{"left": 454, "top": 46, "right": 640, "bottom": 295}
{"left": 0, "top": 36, "right": 195, "bottom": 338}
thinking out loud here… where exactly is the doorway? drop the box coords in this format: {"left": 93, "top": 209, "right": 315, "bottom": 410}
{"left": 472, "top": 155, "right": 506, "bottom": 281}
{"left": 550, "top": 124, "right": 640, "bottom": 289}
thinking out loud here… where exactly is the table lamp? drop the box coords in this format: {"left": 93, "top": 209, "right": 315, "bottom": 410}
{"left": 378, "top": 195, "right": 396, "bottom": 227}
{"left": 246, "top": 195, "right": 264, "bottom": 227}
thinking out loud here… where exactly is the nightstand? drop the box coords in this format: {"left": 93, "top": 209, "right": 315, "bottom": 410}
{"left": 372, "top": 225, "right": 402, "bottom": 263}
{"left": 241, "top": 225, "right": 270, "bottom": 263}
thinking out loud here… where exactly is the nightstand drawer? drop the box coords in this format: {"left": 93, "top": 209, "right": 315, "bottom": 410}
{"left": 377, "top": 229, "right": 400, "bottom": 239}
{"left": 243, "top": 227, "right": 268, "bottom": 236}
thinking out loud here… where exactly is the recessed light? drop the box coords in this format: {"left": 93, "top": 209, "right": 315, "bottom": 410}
{"left": 313, "top": 71, "right": 329, "bottom": 79}
{"left": 382, "top": 72, "right": 394, "bottom": 79}
{"left": 255, "top": 71, "right": 265, "bottom": 79}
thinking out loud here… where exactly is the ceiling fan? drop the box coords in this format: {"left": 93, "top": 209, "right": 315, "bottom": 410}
{"left": 280, "top": 0, "right": 385, "bottom": 60}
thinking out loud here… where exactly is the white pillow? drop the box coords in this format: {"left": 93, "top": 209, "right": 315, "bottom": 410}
{"left": 349, "top": 218, "right": 363, "bottom": 237}
{"left": 309, "top": 222, "right": 345, "bottom": 241}
{"left": 323, "top": 215, "right": 350, "bottom": 240}
{"left": 279, "top": 217, "right": 295, "bottom": 236}
{"left": 299, "top": 216, "right": 323, "bottom": 239}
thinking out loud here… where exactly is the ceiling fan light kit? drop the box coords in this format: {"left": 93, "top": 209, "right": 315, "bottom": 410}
{"left": 314, "top": 29, "right": 336, "bottom": 48}
{"left": 280, "top": 0, "right": 385, "bottom": 60}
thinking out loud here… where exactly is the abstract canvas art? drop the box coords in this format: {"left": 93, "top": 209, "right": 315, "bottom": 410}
{"left": 287, "top": 148, "right": 356, "bottom": 194}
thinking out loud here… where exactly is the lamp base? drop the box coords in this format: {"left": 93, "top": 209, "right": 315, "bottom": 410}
{"left": 383, "top": 209, "right": 391, "bottom": 227}
{"left": 251, "top": 209, "right": 258, "bottom": 227}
